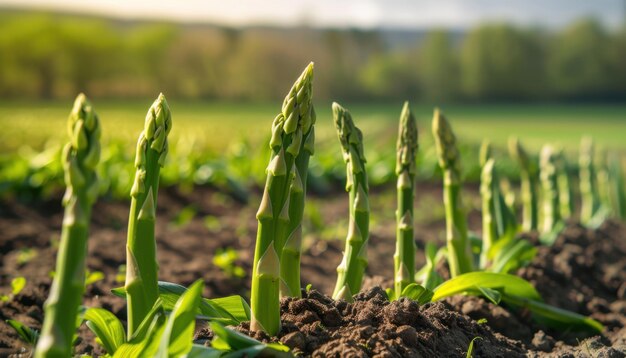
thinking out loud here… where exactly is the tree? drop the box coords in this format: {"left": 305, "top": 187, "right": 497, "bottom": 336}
{"left": 460, "top": 24, "right": 547, "bottom": 101}
{"left": 419, "top": 30, "right": 460, "bottom": 102}
{"left": 547, "top": 19, "right": 614, "bottom": 100}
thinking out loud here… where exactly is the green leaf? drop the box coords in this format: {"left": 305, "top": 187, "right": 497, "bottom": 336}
{"left": 6, "top": 319, "right": 39, "bottom": 345}
{"left": 400, "top": 283, "right": 434, "bottom": 304}
{"left": 385, "top": 287, "right": 395, "bottom": 301}
{"left": 112, "top": 281, "right": 249, "bottom": 324}
{"left": 184, "top": 344, "right": 222, "bottom": 358}
{"left": 476, "top": 286, "right": 501, "bottom": 305}
{"left": 489, "top": 238, "right": 537, "bottom": 273}
{"left": 415, "top": 243, "right": 445, "bottom": 291}
{"left": 208, "top": 295, "right": 251, "bottom": 323}
{"left": 465, "top": 337, "right": 482, "bottom": 358}
{"left": 84, "top": 308, "right": 126, "bottom": 354}
{"left": 85, "top": 271, "right": 105, "bottom": 286}
{"left": 210, "top": 322, "right": 291, "bottom": 357}
{"left": 210, "top": 322, "right": 263, "bottom": 351}
{"left": 114, "top": 300, "right": 167, "bottom": 358}
{"left": 502, "top": 295, "right": 604, "bottom": 333}
{"left": 11, "top": 277, "right": 26, "bottom": 295}
{"left": 157, "top": 280, "right": 204, "bottom": 358}
{"left": 432, "top": 272, "right": 541, "bottom": 302}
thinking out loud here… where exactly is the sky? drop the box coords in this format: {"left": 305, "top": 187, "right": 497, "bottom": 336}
{"left": 0, "top": 0, "right": 623, "bottom": 29}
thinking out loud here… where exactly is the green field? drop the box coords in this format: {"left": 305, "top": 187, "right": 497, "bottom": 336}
{"left": 1, "top": 101, "right": 625, "bottom": 154}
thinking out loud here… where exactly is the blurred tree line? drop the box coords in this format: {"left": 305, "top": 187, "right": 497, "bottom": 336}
{"left": 1, "top": 12, "right": 625, "bottom": 102}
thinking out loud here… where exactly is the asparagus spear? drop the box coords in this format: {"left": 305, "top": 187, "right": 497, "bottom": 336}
{"left": 508, "top": 137, "right": 539, "bottom": 231}
{"left": 332, "top": 102, "right": 370, "bottom": 301}
{"left": 608, "top": 153, "right": 626, "bottom": 220}
{"left": 125, "top": 93, "right": 172, "bottom": 338}
{"left": 280, "top": 70, "right": 316, "bottom": 298}
{"left": 480, "top": 159, "right": 498, "bottom": 268}
{"left": 540, "top": 145, "right": 561, "bottom": 233}
{"left": 579, "top": 137, "right": 599, "bottom": 224}
{"left": 555, "top": 149, "right": 574, "bottom": 220}
{"left": 479, "top": 140, "right": 492, "bottom": 168}
{"left": 251, "top": 63, "right": 314, "bottom": 334}
{"left": 36, "top": 94, "right": 101, "bottom": 358}
{"left": 393, "top": 101, "right": 418, "bottom": 298}
{"left": 432, "top": 109, "right": 472, "bottom": 277}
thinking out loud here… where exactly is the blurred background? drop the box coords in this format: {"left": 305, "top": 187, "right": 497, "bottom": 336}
{"left": 0, "top": 0, "right": 625, "bottom": 102}
{"left": 0, "top": 0, "right": 625, "bottom": 199}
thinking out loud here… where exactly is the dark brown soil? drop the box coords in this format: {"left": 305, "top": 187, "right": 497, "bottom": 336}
{"left": 202, "top": 287, "right": 527, "bottom": 357}
{"left": 1, "top": 184, "right": 625, "bottom": 357}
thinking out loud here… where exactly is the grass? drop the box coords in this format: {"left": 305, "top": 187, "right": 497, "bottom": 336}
{"left": 2, "top": 101, "right": 625, "bottom": 154}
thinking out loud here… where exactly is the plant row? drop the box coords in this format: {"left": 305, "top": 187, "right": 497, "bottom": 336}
{"left": 9, "top": 63, "right": 625, "bottom": 357}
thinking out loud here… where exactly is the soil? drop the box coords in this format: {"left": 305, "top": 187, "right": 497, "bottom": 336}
{"left": 1, "top": 184, "right": 625, "bottom": 357}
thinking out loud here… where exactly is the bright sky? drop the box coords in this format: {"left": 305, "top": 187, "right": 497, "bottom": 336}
{"left": 0, "top": 0, "right": 623, "bottom": 29}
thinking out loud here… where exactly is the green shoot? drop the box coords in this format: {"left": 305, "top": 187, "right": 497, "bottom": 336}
{"left": 394, "top": 101, "right": 419, "bottom": 299}
{"left": 608, "top": 153, "right": 626, "bottom": 220}
{"left": 331, "top": 102, "right": 370, "bottom": 301}
{"left": 465, "top": 337, "right": 483, "bottom": 358}
{"left": 6, "top": 319, "right": 40, "bottom": 346}
{"left": 1, "top": 276, "right": 26, "bottom": 302}
{"left": 280, "top": 66, "right": 316, "bottom": 298}
{"left": 555, "top": 149, "right": 574, "bottom": 219}
{"left": 579, "top": 137, "right": 600, "bottom": 225}
{"left": 36, "top": 94, "right": 101, "bottom": 358}
{"left": 540, "top": 145, "right": 561, "bottom": 234}
{"left": 432, "top": 108, "right": 473, "bottom": 277}
{"left": 125, "top": 93, "right": 172, "bottom": 338}
{"left": 250, "top": 63, "right": 314, "bottom": 335}
{"left": 508, "top": 137, "right": 539, "bottom": 231}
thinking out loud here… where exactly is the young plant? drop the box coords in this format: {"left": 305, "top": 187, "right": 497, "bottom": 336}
{"left": 0, "top": 277, "right": 26, "bottom": 302}
{"left": 250, "top": 63, "right": 314, "bottom": 335}
{"left": 332, "top": 102, "right": 370, "bottom": 301}
{"left": 480, "top": 158, "right": 524, "bottom": 270}
{"left": 555, "top": 149, "right": 574, "bottom": 220}
{"left": 608, "top": 153, "right": 626, "bottom": 220}
{"left": 480, "top": 159, "right": 498, "bottom": 268}
{"left": 479, "top": 140, "right": 492, "bottom": 168}
{"left": 125, "top": 93, "right": 172, "bottom": 338}
{"left": 280, "top": 67, "right": 316, "bottom": 298}
{"left": 85, "top": 280, "right": 211, "bottom": 357}
{"left": 508, "top": 137, "right": 539, "bottom": 231}
{"left": 430, "top": 272, "right": 602, "bottom": 333}
{"left": 36, "top": 94, "right": 101, "bottom": 358}
{"left": 432, "top": 109, "right": 472, "bottom": 277}
{"left": 579, "top": 137, "right": 599, "bottom": 224}
{"left": 393, "top": 102, "right": 418, "bottom": 299}
{"left": 540, "top": 145, "right": 561, "bottom": 234}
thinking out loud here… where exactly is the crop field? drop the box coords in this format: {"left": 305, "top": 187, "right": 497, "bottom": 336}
{"left": 2, "top": 101, "right": 625, "bottom": 152}
{"left": 1, "top": 68, "right": 625, "bottom": 357}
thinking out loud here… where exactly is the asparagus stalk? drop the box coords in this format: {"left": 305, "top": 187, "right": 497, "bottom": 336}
{"left": 432, "top": 109, "right": 472, "bottom": 277}
{"left": 508, "top": 137, "right": 539, "bottom": 231}
{"left": 579, "top": 137, "right": 599, "bottom": 224}
{"left": 125, "top": 94, "right": 172, "bottom": 338}
{"left": 251, "top": 63, "right": 314, "bottom": 334}
{"left": 608, "top": 153, "right": 626, "bottom": 220}
{"left": 280, "top": 75, "right": 316, "bottom": 299}
{"left": 393, "top": 101, "right": 418, "bottom": 298}
{"left": 332, "top": 102, "right": 370, "bottom": 301}
{"left": 479, "top": 140, "right": 492, "bottom": 168}
{"left": 555, "top": 149, "right": 574, "bottom": 220}
{"left": 480, "top": 159, "right": 498, "bottom": 268}
{"left": 540, "top": 145, "right": 560, "bottom": 233}
{"left": 596, "top": 155, "right": 611, "bottom": 213}
{"left": 36, "top": 94, "right": 101, "bottom": 358}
